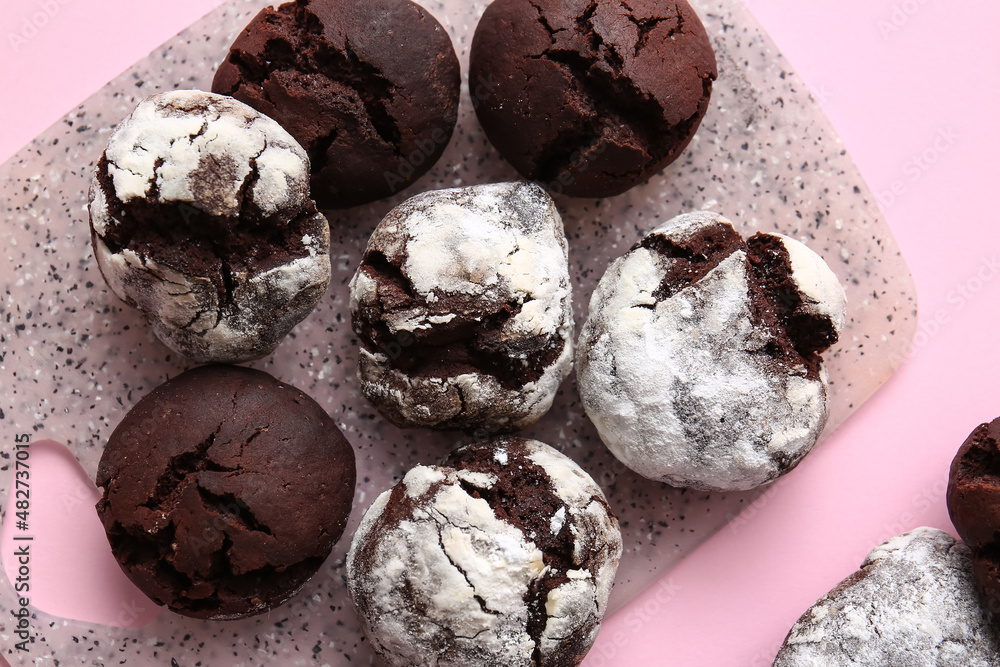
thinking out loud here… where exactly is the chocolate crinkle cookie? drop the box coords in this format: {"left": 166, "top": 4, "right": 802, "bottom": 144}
{"left": 213, "top": 0, "right": 461, "bottom": 209}
{"left": 95, "top": 365, "right": 356, "bottom": 620}
{"left": 89, "top": 90, "right": 331, "bottom": 364}
{"left": 470, "top": 0, "right": 717, "bottom": 198}
{"left": 349, "top": 182, "right": 574, "bottom": 433}
{"left": 576, "top": 211, "right": 847, "bottom": 491}
{"left": 948, "top": 416, "right": 1000, "bottom": 615}
{"left": 773, "top": 528, "right": 1000, "bottom": 667}
{"left": 347, "top": 437, "right": 622, "bottom": 667}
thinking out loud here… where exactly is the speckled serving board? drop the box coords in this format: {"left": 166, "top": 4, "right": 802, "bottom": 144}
{"left": 0, "top": 0, "right": 917, "bottom": 664}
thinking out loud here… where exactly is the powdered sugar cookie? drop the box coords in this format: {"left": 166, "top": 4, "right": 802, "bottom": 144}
{"left": 347, "top": 437, "right": 621, "bottom": 667}
{"left": 349, "top": 182, "right": 574, "bottom": 433}
{"left": 89, "top": 90, "right": 331, "bottom": 364}
{"left": 774, "top": 528, "right": 1000, "bottom": 666}
{"left": 576, "top": 211, "right": 846, "bottom": 491}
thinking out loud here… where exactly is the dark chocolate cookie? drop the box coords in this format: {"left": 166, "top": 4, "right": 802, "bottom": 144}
{"left": 213, "top": 0, "right": 461, "bottom": 209}
{"left": 90, "top": 90, "right": 332, "bottom": 365}
{"left": 576, "top": 211, "right": 847, "bottom": 491}
{"left": 95, "top": 365, "right": 356, "bottom": 620}
{"left": 948, "top": 417, "right": 1000, "bottom": 614}
{"left": 349, "top": 182, "right": 574, "bottom": 433}
{"left": 470, "top": 0, "right": 718, "bottom": 198}
{"left": 346, "top": 437, "right": 622, "bottom": 667}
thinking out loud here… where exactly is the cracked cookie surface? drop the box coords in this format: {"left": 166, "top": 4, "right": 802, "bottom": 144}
{"left": 213, "top": 0, "right": 461, "bottom": 209}
{"left": 346, "top": 437, "right": 622, "bottom": 667}
{"left": 470, "top": 0, "right": 717, "bottom": 198}
{"left": 774, "top": 528, "right": 1000, "bottom": 667}
{"left": 95, "top": 365, "right": 356, "bottom": 620}
{"left": 948, "top": 417, "right": 1000, "bottom": 612}
{"left": 576, "top": 211, "right": 847, "bottom": 491}
{"left": 349, "top": 182, "right": 574, "bottom": 433}
{"left": 89, "top": 90, "right": 332, "bottom": 364}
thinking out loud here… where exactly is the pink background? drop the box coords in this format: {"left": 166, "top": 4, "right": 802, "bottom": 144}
{"left": 0, "top": 441, "right": 161, "bottom": 627}
{"left": 1, "top": 0, "right": 999, "bottom": 664}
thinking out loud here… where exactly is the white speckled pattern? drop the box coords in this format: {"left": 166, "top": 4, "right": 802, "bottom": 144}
{"left": 774, "top": 528, "right": 1000, "bottom": 667}
{"left": 0, "top": 0, "right": 916, "bottom": 663}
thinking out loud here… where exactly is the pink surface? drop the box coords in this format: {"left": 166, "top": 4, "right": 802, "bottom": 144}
{"left": 1, "top": 0, "right": 998, "bottom": 664}
{"left": 0, "top": 441, "right": 161, "bottom": 627}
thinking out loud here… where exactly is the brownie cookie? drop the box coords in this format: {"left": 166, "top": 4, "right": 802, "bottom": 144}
{"left": 774, "top": 528, "right": 1000, "bottom": 666}
{"left": 347, "top": 437, "right": 622, "bottom": 667}
{"left": 90, "top": 90, "right": 331, "bottom": 364}
{"left": 470, "top": 0, "right": 717, "bottom": 198}
{"left": 576, "top": 211, "right": 847, "bottom": 491}
{"left": 349, "top": 182, "right": 574, "bottom": 433}
{"left": 948, "top": 417, "right": 1000, "bottom": 614}
{"left": 213, "top": 0, "right": 461, "bottom": 209}
{"left": 95, "top": 365, "right": 356, "bottom": 620}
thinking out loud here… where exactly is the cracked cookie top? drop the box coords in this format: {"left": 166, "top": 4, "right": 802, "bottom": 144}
{"left": 346, "top": 437, "right": 622, "bottom": 667}
{"left": 95, "top": 365, "right": 356, "bottom": 620}
{"left": 349, "top": 182, "right": 574, "bottom": 433}
{"left": 470, "top": 0, "right": 718, "bottom": 198}
{"left": 213, "top": 0, "right": 461, "bottom": 209}
{"left": 576, "top": 211, "right": 847, "bottom": 491}
{"left": 89, "top": 90, "right": 332, "bottom": 364}
{"left": 774, "top": 528, "right": 1000, "bottom": 667}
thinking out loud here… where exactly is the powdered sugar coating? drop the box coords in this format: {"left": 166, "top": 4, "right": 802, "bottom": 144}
{"left": 346, "top": 438, "right": 622, "bottom": 667}
{"left": 349, "top": 182, "right": 574, "bottom": 432}
{"left": 576, "top": 211, "right": 845, "bottom": 491}
{"left": 779, "top": 235, "right": 848, "bottom": 337}
{"left": 99, "top": 91, "right": 307, "bottom": 215}
{"left": 89, "top": 90, "right": 331, "bottom": 363}
{"left": 92, "top": 235, "right": 330, "bottom": 363}
{"left": 774, "top": 528, "right": 1000, "bottom": 667}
